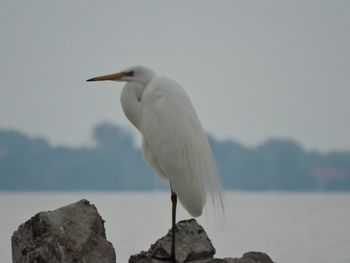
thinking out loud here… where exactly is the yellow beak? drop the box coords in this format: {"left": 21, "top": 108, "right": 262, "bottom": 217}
{"left": 86, "top": 71, "right": 129, "bottom": 82}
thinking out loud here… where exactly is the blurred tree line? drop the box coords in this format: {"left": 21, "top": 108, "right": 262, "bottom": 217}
{"left": 0, "top": 123, "right": 349, "bottom": 191}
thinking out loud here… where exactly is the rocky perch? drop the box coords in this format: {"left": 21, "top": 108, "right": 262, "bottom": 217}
{"left": 12, "top": 200, "right": 274, "bottom": 263}
{"left": 11, "top": 199, "right": 116, "bottom": 263}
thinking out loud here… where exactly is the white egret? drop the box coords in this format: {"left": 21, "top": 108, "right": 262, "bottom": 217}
{"left": 87, "top": 66, "right": 223, "bottom": 262}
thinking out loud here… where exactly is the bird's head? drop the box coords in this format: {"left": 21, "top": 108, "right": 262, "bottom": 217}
{"left": 87, "top": 65, "right": 156, "bottom": 85}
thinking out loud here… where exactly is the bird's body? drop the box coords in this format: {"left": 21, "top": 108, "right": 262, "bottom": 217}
{"left": 140, "top": 76, "right": 220, "bottom": 216}
{"left": 87, "top": 66, "right": 223, "bottom": 261}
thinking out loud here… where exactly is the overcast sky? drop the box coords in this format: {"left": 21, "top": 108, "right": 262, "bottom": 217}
{"left": 0, "top": 1, "right": 349, "bottom": 151}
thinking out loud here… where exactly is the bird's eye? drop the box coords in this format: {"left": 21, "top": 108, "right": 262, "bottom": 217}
{"left": 126, "top": 71, "right": 134, "bottom": 76}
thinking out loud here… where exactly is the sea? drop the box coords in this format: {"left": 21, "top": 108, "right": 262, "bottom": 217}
{"left": 1, "top": 191, "right": 349, "bottom": 263}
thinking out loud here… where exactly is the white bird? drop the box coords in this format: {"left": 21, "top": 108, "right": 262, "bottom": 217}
{"left": 87, "top": 66, "right": 223, "bottom": 261}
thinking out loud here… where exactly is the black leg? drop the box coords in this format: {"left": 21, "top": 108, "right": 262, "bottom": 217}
{"left": 170, "top": 187, "right": 177, "bottom": 261}
{"left": 152, "top": 186, "right": 177, "bottom": 262}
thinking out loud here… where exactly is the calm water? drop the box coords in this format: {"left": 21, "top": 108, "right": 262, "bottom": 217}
{"left": 1, "top": 192, "right": 349, "bottom": 263}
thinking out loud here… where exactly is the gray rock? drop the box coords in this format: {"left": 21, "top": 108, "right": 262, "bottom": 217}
{"left": 129, "top": 219, "right": 215, "bottom": 263}
{"left": 12, "top": 200, "right": 273, "bottom": 263}
{"left": 11, "top": 199, "right": 116, "bottom": 263}
{"left": 129, "top": 219, "right": 274, "bottom": 263}
{"left": 220, "top": 252, "right": 274, "bottom": 263}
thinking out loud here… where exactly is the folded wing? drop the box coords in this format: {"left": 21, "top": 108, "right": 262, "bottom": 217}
{"left": 140, "top": 76, "right": 223, "bottom": 217}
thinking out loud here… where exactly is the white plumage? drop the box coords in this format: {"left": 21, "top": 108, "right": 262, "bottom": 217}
{"left": 87, "top": 65, "right": 224, "bottom": 217}
{"left": 141, "top": 76, "right": 223, "bottom": 216}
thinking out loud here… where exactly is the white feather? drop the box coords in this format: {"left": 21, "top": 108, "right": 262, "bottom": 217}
{"left": 89, "top": 65, "right": 224, "bottom": 218}
{"left": 140, "top": 76, "right": 223, "bottom": 217}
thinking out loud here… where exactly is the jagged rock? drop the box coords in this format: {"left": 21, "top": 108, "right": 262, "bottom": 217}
{"left": 12, "top": 200, "right": 273, "bottom": 263}
{"left": 221, "top": 252, "right": 274, "bottom": 263}
{"left": 129, "top": 219, "right": 215, "bottom": 263}
{"left": 11, "top": 199, "right": 116, "bottom": 263}
{"left": 129, "top": 219, "right": 274, "bottom": 263}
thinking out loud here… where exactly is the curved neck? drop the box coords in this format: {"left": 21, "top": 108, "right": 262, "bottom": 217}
{"left": 120, "top": 82, "right": 145, "bottom": 130}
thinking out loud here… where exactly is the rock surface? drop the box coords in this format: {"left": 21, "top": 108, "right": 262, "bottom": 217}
{"left": 11, "top": 199, "right": 116, "bottom": 263}
{"left": 222, "top": 252, "right": 275, "bottom": 263}
{"left": 12, "top": 200, "right": 274, "bottom": 263}
{"left": 129, "top": 219, "right": 215, "bottom": 263}
{"left": 129, "top": 219, "right": 274, "bottom": 263}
